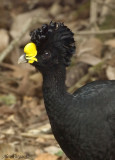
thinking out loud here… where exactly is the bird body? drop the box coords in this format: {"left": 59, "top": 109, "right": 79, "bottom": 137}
{"left": 42, "top": 65, "right": 115, "bottom": 160}
{"left": 18, "top": 22, "right": 115, "bottom": 160}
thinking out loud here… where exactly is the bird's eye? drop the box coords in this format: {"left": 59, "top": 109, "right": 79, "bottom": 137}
{"left": 45, "top": 52, "right": 49, "bottom": 56}
{"left": 42, "top": 51, "right": 51, "bottom": 60}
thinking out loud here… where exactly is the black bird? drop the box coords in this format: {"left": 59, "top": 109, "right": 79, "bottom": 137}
{"left": 18, "top": 22, "right": 115, "bottom": 160}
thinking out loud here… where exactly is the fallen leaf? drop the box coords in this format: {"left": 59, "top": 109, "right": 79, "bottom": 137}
{"left": 0, "top": 143, "right": 14, "bottom": 160}
{"left": 105, "top": 39, "right": 115, "bottom": 48}
{"left": 35, "top": 153, "right": 58, "bottom": 160}
{"left": 35, "top": 149, "right": 43, "bottom": 156}
{"left": 0, "top": 29, "right": 9, "bottom": 52}
{"left": 44, "top": 146, "right": 62, "bottom": 155}
{"left": 50, "top": 2, "right": 62, "bottom": 17}
{"left": 78, "top": 54, "right": 101, "bottom": 65}
{"left": 79, "top": 37, "right": 103, "bottom": 57}
{"left": 10, "top": 8, "right": 49, "bottom": 45}
{"left": 0, "top": 119, "right": 5, "bottom": 125}
{"left": 29, "top": 73, "right": 43, "bottom": 86}
{"left": 106, "top": 66, "right": 115, "bottom": 80}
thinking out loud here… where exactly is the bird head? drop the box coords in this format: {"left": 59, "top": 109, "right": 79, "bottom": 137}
{"left": 18, "top": 21, "right": 76, "bottom": 70}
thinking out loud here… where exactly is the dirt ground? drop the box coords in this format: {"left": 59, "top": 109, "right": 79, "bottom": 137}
{"left": 0, "top": 0, "right": 115, "bottom": 160}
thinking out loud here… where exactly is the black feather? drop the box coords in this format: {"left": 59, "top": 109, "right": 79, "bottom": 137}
{"left": 30, "top": 21, "right": 76, "bottom": 66}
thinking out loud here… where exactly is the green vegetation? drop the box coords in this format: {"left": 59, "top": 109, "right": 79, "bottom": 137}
{"left": 0, "top": 94, "right": 16, "bottom": 106}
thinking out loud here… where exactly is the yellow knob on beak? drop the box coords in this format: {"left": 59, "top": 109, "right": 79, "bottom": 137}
{"left": 18, "top": 42, "right": 38, "bottom": 64}
{"left": 24, "top": 42, "right": 37, "bottom": 57}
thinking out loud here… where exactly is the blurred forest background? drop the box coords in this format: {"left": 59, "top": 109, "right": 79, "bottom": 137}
{"left": 0, "top": 0, "right": 115, "bottom": 160}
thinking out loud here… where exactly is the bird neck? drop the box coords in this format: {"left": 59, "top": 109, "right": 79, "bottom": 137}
{"left": 42, "top": 64, "right": 72, "bottom": 121}
{"left": 43, "top": 65, "right": 66, "bottom": 94}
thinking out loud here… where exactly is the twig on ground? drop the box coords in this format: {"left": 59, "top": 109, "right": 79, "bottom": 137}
{"left": 94, "top": 0, "right": 115, "bottom": 10}
{"left": 90, "top": 0, "right": 98, "bottom": 29}
{"left": 76, "top": 29, "right": 115, "bottom": 35}
{"left": 21, "top": 132, "right": 55, "bottom": 139}
{"left": 99, "top": 0, "right": 113, "bottom": 24}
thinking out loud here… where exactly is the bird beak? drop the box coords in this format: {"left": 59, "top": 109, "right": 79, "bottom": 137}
{"left": 18, "top": 54, "right": 27, "bottom": 64}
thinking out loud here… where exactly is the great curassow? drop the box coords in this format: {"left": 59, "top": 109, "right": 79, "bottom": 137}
{"left": 18, "top": 21, "right": 115, "bottom": 160}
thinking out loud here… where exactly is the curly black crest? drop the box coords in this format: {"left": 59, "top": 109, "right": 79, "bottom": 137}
{"left": 30, "top": 21, "right": 76, "bottom": 66}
